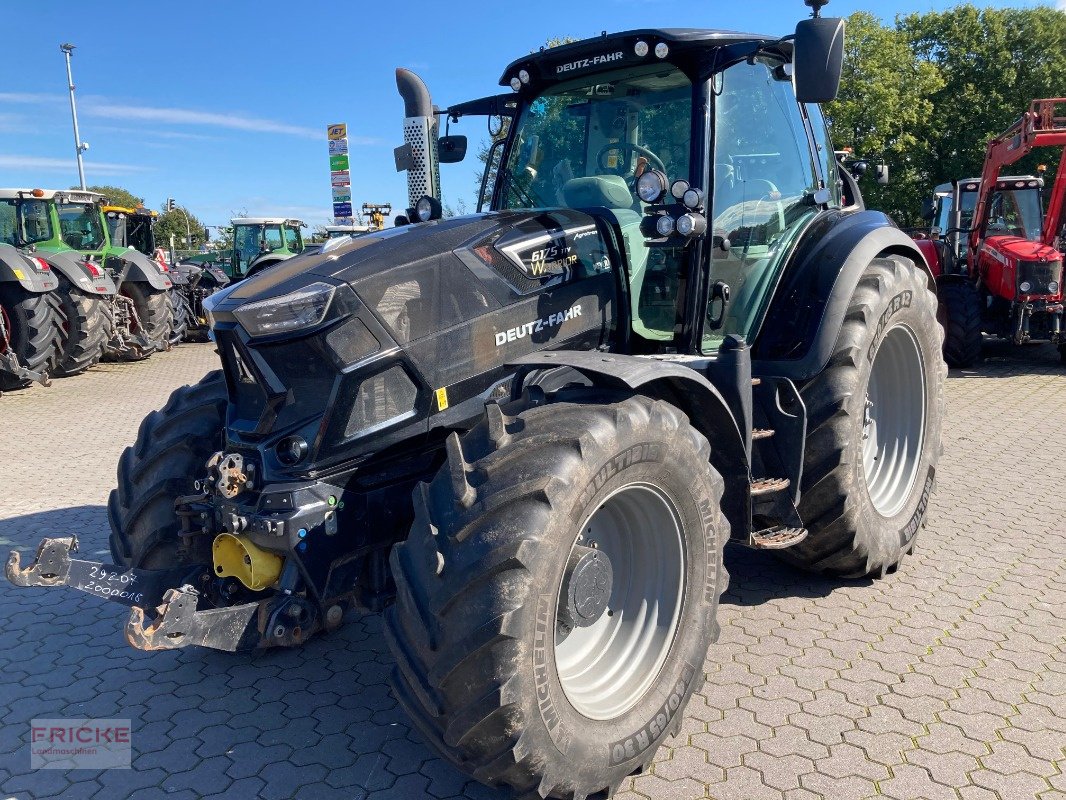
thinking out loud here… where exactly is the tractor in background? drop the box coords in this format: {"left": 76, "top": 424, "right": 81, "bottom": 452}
{"left": 104, "top": 205, "right": 191, "bottom": 346}
{"left": 918, "top": 99, "right": 1066, "bottom": 366}
{"left": 229, "top": 217, "right": 307, "bottom": 280}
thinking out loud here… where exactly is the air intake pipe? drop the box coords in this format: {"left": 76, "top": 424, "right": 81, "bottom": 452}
{"left": 396, "top": 68, "right": 441, "bottom": 211}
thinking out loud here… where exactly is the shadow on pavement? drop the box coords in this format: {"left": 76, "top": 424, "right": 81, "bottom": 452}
{"left": 721, "top": 543, "right": 870, "bottom": 608}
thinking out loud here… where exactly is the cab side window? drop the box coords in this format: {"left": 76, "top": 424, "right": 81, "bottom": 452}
{"left": 805, "top": 103, "right": 840, "bottom": 206}
{"left": 704, "top": 58, "right": 820, "bottom": 351}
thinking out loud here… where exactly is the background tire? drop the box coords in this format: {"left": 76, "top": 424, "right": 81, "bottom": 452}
{"left": 0, "top": 284, "right": 60, "bottom": 391}
{"left": 108, "top": 370, "right": 227, "bottom": 568}
{"left": 386, "top": 392, "right": 729, "bottom": 799}
{"left": 121, "top": 281, "right": 172, "bottom": 349}
{"left": 52, "top": 276, "right": 108, "bottom": 378}
{"left": 167, "top": 289, "right": 191, "bottom": 347}
{"left": 780, "top": 256, "right": 946, "bottom": 578}
{"left": 937, "top": 280, "right": 982, "bottom": 367}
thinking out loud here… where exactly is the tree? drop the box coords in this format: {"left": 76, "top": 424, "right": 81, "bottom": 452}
{"left": 155, "top": 205, "right": 207, "bottom": 250}
{"left": 77, "top": 184, "right": 145, "bottom": 209}
{"left": 825, "top": 12, "right": 943, "bottom": 225}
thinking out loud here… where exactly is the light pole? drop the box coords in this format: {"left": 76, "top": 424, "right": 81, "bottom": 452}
{"left": 60, "top": 43, "right": 89, "bottom": 191}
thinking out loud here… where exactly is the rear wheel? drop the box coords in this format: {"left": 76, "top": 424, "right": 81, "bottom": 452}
{"left": 108, "top": 370, "right": 227, "bottom": 568}
{"left": 0, "top": 284, "right": 60, "bottom": 391}
{"left": 781, "top": 256, "right": 945, "bottom": 578}
{"left": 387, "top": 392, "right": 728, "bottom": 799}
{"left": 167, "top": 289, "right": 190, "bottom": 346}
{"left": 52, "top": 276, "right": 108, "bottom": 378}
{"left": 936, "top": 280, "right": 982, "bottom": 367}
{"left": 121, "top": 281, "right": 172, "bottom": 349}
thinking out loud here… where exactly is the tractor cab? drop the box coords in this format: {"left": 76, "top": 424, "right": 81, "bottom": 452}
{"left": 229, "top": 217, "right": 306, "bottom": 279}
{"left": 103, "top": 205, "right": 161, "bottom": 260}
{"left": 324, "top": 224, "right": 371, "bottom": 239}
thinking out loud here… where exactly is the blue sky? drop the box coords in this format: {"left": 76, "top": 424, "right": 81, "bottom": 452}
{"left": 0, "top": 0, "right": 1052, "bottom": 229}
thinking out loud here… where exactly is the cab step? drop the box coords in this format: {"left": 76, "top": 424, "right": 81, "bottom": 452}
{"left": 752, "top": 428, "right": 774, "bottom": 441}
{"left": 751, "top": 477, "right": 790, "bottom": 496}
{"left": 750, "top": 526, "right": 809, "bottom": 549}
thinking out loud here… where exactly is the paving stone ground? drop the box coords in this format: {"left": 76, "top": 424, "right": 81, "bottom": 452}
{"left": 0, "top": 340, "right": 1064, "bottom": 800}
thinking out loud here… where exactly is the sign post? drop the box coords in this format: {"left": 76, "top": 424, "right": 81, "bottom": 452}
{"left": 327, "top": 123, "right": 352, "bottom": 224}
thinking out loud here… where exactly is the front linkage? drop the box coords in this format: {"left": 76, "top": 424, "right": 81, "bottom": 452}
{"left": 7, "top": 450, "right": 354, "bottom": 652}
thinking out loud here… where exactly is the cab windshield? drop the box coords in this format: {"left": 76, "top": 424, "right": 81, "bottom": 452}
{"left": 498, "top": 65, "right": 692, "bottom": 213}
{"left": 0, "top": 199, "right": 53, "bottom": 246}
{"left": 56, "top": 202, "right": 106, "bottom": 251}
{"left": 233, "top": 224, "right": 265, "bottom": 276}
{"left": 940, "top": 186, "right": 1044, "bottom": 254}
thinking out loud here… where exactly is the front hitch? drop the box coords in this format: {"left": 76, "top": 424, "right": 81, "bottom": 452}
{"left": 7, "top": 537, "right": 327, "bottom": 653}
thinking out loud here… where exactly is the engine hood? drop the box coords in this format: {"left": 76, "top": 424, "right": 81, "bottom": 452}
{"left": 984, "top": 235, "right": 1058, "bottom": 263}
{"left": 216, "top": 209, "right": 615, "bottom": 308}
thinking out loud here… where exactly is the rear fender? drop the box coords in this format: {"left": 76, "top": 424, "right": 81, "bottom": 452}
{"left": 509, "top": 350, "right": 751, "bottom": 539}
{"left": 114, "top": 249, "right": 173, "bottom": 291}
{"left": 37, "top": 249, "right": 116, "bottom": 295}
{"left": 0, "top": 246, "right": 58, "bottom": 293}
{"left": 752, "top": 211, "right": 933, "bottom": 382}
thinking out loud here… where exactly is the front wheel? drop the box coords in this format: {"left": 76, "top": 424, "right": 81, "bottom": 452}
{"left": 781, "top": 256, "right": 946, "bottom": 578}
{"left": 386, "top": 392, "right": 729, "bottom": 799}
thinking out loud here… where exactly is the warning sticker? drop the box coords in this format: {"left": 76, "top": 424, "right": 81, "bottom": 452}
{"left": 435, "top": 387, "right": 449, "bottom": 411}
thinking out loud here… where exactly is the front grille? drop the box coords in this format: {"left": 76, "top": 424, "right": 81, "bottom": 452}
{"left": 1018, "top": 260, "right": 1063, "bottom": 295}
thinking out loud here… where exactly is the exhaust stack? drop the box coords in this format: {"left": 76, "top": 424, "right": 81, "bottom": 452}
{"left": 396, "top": 68, "right": 441, "bottom": 210}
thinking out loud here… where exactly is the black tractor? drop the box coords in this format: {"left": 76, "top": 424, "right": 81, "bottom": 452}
{"left": 9, "top": 4, "right": 946, "bottom": 797}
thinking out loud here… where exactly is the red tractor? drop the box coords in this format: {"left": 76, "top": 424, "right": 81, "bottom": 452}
{"left": 916, "top": 98, "right": 1066, "bottom": 366}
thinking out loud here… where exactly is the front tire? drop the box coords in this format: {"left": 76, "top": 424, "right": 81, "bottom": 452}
{"left": 107, "top": 371, "right": 227, "bottom": 568}
{"left": 386, "top": 392, "right": 728, "bottom": 799}
{"left": 0, "top": 284, "right": 60, "bottom": 391}
{"left": 782, "top": 256, "right": 945, "bottom": 578}
{"left": 167, "top": 288, "right": 191, "bottom": 346}
{"left": 936, "top": 280, "right": 982, "bottom": 367}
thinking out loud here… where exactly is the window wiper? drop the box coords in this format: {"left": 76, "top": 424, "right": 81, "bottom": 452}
{"left": 501, "top": 164, "right": 540, "bottom": 209}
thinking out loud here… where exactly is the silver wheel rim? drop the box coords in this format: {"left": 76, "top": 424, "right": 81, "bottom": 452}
{"left": 554, "top": 482, "right": 685, "bottom": 720}
{"left": 863, "top": 324, "right": 927, "bottom": 517}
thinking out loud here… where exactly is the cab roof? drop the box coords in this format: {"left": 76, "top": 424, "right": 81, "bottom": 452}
{"left": 499, "top": 28, "right": 784, "bottom": 88}
{"left": 231, "top": 217, "right": 305, "bottom": 227}
{"left": 102, "top": 205, "right": 158, "bottom": 217}
{"left": 0, "top": 188, "right": 106, "bottom": 203}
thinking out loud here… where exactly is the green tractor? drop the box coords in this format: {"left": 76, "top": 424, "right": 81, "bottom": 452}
{"left": 104, "top": 204, "right": 190, "bottom": 346}
{"left": 10, "top": 5, "right": 947, "bottom": 797}
{"left": 229, "top": 217, "right": 307, "bottom": 280}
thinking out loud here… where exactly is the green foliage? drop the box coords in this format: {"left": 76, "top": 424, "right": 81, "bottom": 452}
{"left": 79, "top": 184, "right": 144, "bottom": 210}
{"left": 827, "top": 5, "right": 1066, "bottom": 226}
{"left": 155, "top": 206, "right": 207, "bottom": 249}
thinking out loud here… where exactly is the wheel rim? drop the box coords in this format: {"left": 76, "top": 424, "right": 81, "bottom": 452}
{"left": 862, "top": 324, "right": 927, "bottom": 517}
{"left": 554, "top": 482, "right": 685, "bottom": 720}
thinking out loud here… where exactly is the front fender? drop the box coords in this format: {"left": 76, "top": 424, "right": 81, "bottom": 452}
{"left": 752, "top": 210, "right": 931, "bottom": 381}
{"left": 114, "top": 249, "right": 173, "bottom": 291}
{"left": 509, "top": 350, "right": 750, "bottom": 539}
{"left": 0, "top": 245, "right": 58, "bottom": 293}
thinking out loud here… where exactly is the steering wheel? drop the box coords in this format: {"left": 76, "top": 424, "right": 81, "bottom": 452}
{"left": 596, "top": 142, "right": 666, "bottom": 176}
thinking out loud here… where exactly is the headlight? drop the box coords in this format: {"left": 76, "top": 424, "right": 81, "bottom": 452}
{"left": 1049, "top": 280, "right": 1059, "bottom": 293}
{"left": 655, "top": 215, "right": 676, "bottom": 237}
{"left": 636, "top": 169, "right": 668, "bottom": 203}
{"left": 670, "top": 179, "right": 690, "bottom": 201}
{"left": 1019, "top": 281, "right": 1032, "bottom": 293}
{"left": 416, "top": 195, "right": 442, "bottom": 222}
{"left": 233, "top": 282, "right": 335, "bottom": 337}
{"left": 675, "top": 213, "right": 707, "bottom": 238}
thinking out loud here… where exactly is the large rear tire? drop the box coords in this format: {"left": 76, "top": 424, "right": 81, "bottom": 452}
{"left": 52, "top": 276, "right": 108, "bottom": 378}
{"left": 781, "top": 256, "right": 945, "bottom": 578}
{"left": 0, "top": 284, "right": 60, "bottom": 391}
{"left": 167, "top": 289, "right": 190, "bottom": 347}
{"left": 936, "top": 280, "right": 982, "bottom": 367}
{"left": 121, "top": 281, "right": 172, "bottom": 350}
{"left": 107, "top": 370, "right": 227, "bottom": 568}
{"left": 386, "top": 392, "right": 728, "bottom": 799}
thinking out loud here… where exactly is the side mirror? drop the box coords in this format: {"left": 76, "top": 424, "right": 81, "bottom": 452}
{"left": 438, "top": 135, "right": 468, "bottom": 164}
{"left": 793, "top": 16, "right": 845, "bottom": 103}
{"left": 875, "top": 163, "right": 889, "bottom": 185}
{"left": 921, "top": 198, "right": 935, "bottom": 221}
